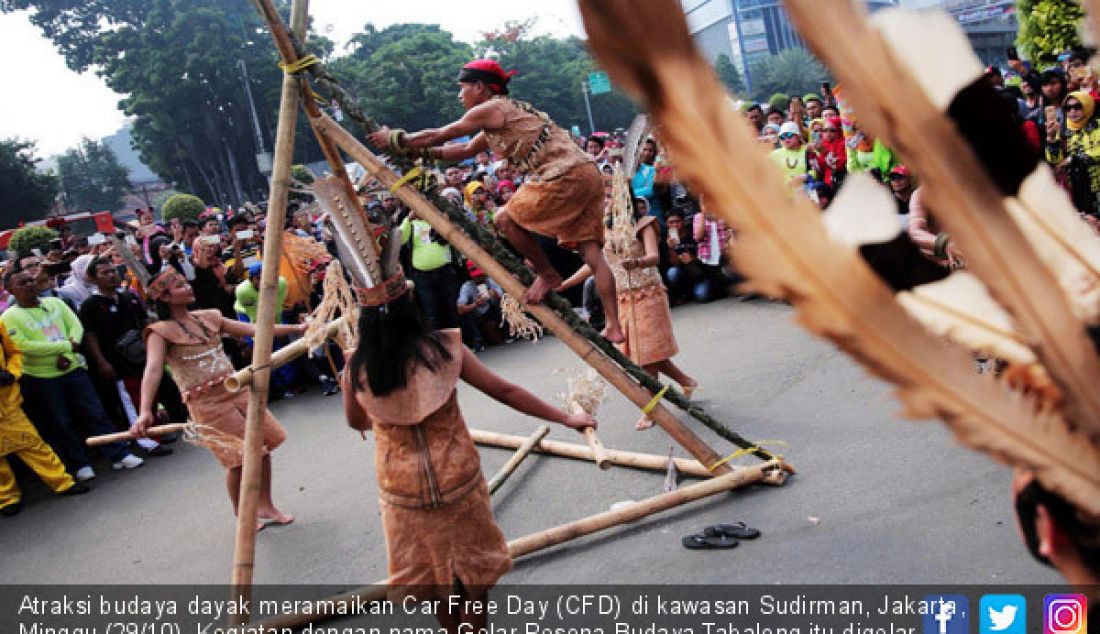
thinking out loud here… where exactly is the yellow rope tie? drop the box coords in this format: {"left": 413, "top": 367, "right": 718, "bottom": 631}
{"left": 707, "top": 440, "right": 789, "bottom": 472}
{"left": 641, "top": 385, "right": 670, "bottom": 415}
{"left": 389, "top": 166, "right": 423, "bottom": 193}
{"left": 309, "top": 89, "right": 328, "bottom": 105}
{"left": 279, "top": 54, "right": 320, "bottom": 75}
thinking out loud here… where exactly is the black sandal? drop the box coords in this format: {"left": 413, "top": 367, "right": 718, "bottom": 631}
{"left": 682, "top": 533, "right": 739, "bottom": 549}
{"left": 704, "top": 522, "right": 761, "bottom": 539}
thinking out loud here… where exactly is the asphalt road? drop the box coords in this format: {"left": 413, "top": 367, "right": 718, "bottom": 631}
{"left": 0, "top": 297, "right": 1058, "bottom": 585}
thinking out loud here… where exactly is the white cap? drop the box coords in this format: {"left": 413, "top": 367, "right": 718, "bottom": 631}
{"left": 779, "top": 122, "right": 802, "bottom": 137}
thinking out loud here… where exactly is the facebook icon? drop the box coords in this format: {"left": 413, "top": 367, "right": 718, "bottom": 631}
{"left": 923, "top": 595, "right": 970, "bottom": 634}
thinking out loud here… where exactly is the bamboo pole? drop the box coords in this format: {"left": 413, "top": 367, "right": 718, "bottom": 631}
{"left": 229, "top": 0, "right": 308, "bottom": 622}
{"left": 246, "top": 461, "right": 781, "bottom": 632}
{"left": 224, "top": 316, "right": 348, "bottom": 392}
{"left": 470, "top": 428, "right": 717, "bottom": 478}
{"left": 86, "top": 423, "right": 189, "bottom": 447}
{"left": 571, "top": 403, "right": 611, "bottom": 470}
{"left": 307, "top": 111, "right": 737, "bottom": 475}
{"left": 488, "top": 425, "right": 550, "bottom": 494}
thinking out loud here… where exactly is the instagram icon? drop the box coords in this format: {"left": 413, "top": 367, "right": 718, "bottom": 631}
{"left": 1044, "top": 595, "right": 1087, "bottom": 634}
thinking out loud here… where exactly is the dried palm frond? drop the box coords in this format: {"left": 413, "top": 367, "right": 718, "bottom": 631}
{"left": 782, "top": 1, "right": 1100, "bottom": 435}
{"left": 606, "top": 164, "right": 637, "bottom": 257}
{"left": 623, "top": 114, "right": 651, "bottom": 177}
{"left": 501, "top": 293, "right": 544, "bottom": 341}
{"left": 559, "top": 368, "right": 609, "bottom": 416}
{"left": 577, "top": 0, "right": 1100, "bottom": 518}
{"left": 303, "top": 260, "right": 358, "bottom": 351}
{"left": 183, "top": 422, "right": 244, "bottom": 457}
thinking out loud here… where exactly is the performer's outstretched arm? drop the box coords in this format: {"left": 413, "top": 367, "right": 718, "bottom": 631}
{"left": 368, "top": 102, "right": 503, "bottom": 160}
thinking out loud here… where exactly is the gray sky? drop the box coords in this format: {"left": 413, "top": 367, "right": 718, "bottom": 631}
{"left": 0, "top": 1, "right": 585, "bottom": 157}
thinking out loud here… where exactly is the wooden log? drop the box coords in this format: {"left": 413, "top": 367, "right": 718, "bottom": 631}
{"left": 307, "top": 111, "right": 733, "bottom": 476}
{"left": 570, "top": 402, "right": 610, "bottom": 470}
{"left": 488, "top": 425, "right": 550, "bottom": 494}
{"left": 582, "top": 428, "right": 612, "bottom": 470}
{"left": 229, "top": 0, "right": 308, "bottom": 622}
{"left": 86, "top": 423, "right": 189, "bottom": 447}
{"left": 247, "top": 460, "right": 782, "bottom": 632}
{"left": 469, "top": 428, "right": 714, "bottom": 478}
{"left": 224, "top": 316, "right": 348, "bottom": 392}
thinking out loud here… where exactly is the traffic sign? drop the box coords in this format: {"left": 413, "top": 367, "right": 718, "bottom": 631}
{"left": 588, "top": 71, "right": 611, "bottom": 95}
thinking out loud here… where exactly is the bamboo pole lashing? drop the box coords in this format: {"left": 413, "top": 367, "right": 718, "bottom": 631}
{"left": 224, "top": 316, "right": 348, "bottom": 392}
{"left": 488, "top": 425, "right": 550, "bottom": 494}
{"left": 246, "top": 461, "right": 782, "bottom": 632}
{"left": 306, "top": 110, "right": 735, "bottom": 475}
{"left": 229, "top": 0, "right": 309, "bottom": 621}
{"left": 469, "top": 428, "right": 716, "bottom": 478}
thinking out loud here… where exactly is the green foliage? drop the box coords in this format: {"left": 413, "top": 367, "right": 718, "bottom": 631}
{"left": 475, "top": 20, "right": 638, "bottom": 132}
{"left": 4, "top": 0, "right": 330, "bottom": 208}
{"left": 0, "top": 138, "right": 58, "bottom": 227}
{"left": 56, "top": 137, "right": 131, "bottom": 212}
{"left": 9, "top": 226, "right": 58, "bottom": 257}
{"left": 152, "top": 188, "right": 181, "bottom": 210}
{"left": 291, "top": 164, "right": 315, "bottom": 184}
{"left": 161, "top": 193, "right": 206, "bottom": 222}
{"left": 1016, "top": 0, "right": 1085, "bottom": 68}
{"left": 750, "top": 48, "right": 829, "bottom": 104}
{"left": 715, "top": 54, "right": 745, "bottom": 95}
{"left": 768, "top": 93, "right": 791, "bottom": 112}
{"left": 330, "top": 24, "right": 472, "bottom": 132}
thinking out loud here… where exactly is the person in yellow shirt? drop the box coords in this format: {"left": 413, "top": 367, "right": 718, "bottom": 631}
{"left": 0, "top": 326, "right": 89, "bottom": 516}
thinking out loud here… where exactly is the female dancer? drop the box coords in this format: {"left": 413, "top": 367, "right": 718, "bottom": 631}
{"left": 131, "top": 268, "right": 302, "bottom": 528}
{"left": 342, "top": 272, "right": 595, "bottom": 632}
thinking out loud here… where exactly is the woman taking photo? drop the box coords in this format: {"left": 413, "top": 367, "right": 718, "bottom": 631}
{"left": 342, "top": 272, "right": 595, "bottom": 633}
{"left": 130, "top": 268, "right": 302, "bottom": 529}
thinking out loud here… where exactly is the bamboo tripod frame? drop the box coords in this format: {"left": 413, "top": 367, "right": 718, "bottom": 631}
{"left": 248, "top": 461, "right": 784, "bottom": 632}
{"left": 226, "top": 1, "right": 795, "bottom": 626}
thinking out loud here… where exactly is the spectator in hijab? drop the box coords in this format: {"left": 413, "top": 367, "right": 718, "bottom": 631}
{"left": 58, "top": 254, "right": 96, "bottom": 310}
{"left": 1047, "top": 91, "right": 1100, "bottom": 216}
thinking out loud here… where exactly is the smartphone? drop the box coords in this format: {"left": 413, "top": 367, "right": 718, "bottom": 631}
{"left": 668, "top": 226, "right": 680, "bottom": 242}
{"left": 235, "top": 229, "right": 255, "bottom": 240}
{"left": 124, "top": 235, "right": 138, "bottom": 248}
{"left": 204, "top": 235, "right": 222, "bottom": 246}
{"left": 87, "top": 233, "right": 106, "bottom": 246}
{"left": 477, "top": 283, "right": 489, "bottom": 298}
{"left": 31, "top": 248, "right": 43, "bottom": 257}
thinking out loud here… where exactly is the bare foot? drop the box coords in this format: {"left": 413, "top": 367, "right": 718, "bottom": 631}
{"left": 634, "top": 414, "right": 654, "bottom": 431}
{"left": 602, "top": 324, "right": 625, "bottom": 344}
{"left": 258, "top": 508, "right": 294, "bottom": 527}
{"left": 681, "top": 380, "right": 699, "bottom": 399}
{"left": 525, "top": 273, "right": 562, "bottom": 304}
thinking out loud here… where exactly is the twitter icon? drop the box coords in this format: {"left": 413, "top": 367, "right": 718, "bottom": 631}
{"left": 981, "top": 595, "right": 1026, "bottom": 634}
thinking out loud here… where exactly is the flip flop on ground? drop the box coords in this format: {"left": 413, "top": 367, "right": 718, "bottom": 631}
{"left": 682, "top": 533, "right": 739, "bottom": 549}
{"left": 703, "top": 522, "right": 761, "bottom": 539}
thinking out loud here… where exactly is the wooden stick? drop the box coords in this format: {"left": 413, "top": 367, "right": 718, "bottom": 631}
{"left": 488, "top": 425, "right": 550, "bottom": 494}
{"left": 307, "top": 111, "right": 733, "bottom": 475}
{"left": 247, "top": 460, "right": 781, "bottom": 632}
{"left": 224, "top": 316, "right": 348, "bottom": 392}
{"left": 571, "top": 403, "right": 611, "bottom": 470}
{"left": 229, "top": 0, "right": 308, "bottom": 622}
{"left": 469, "top": 428, "right": 716, "bottom": 478}
{"left": 86, "top": 423, "right": 189, "bottom": 447}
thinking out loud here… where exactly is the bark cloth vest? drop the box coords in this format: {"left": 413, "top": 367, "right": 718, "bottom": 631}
{"left": 352, "top": 330, "right": 481, "bottom": 510}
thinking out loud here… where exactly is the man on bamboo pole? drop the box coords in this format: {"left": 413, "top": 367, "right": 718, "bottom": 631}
{"left": 367, "top": 59, "right": 626, "bottom": 343}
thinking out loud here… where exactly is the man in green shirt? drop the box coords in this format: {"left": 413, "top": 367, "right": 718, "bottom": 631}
{"left": 234, "top": 263, "right": 288, "bottom": 324}
{"left": 398, "top": 210, "right": 460, "bottom": 329}
{"left": 1, "top": 269, "right": 143, "bottom": 481}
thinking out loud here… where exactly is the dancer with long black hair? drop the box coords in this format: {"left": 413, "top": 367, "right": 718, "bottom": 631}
{"left": 342, "top": 272, "right": 596, "bottom": 633}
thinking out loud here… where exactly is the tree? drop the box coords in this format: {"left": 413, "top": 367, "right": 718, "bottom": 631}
{"left": 475, "top": 20, "right": 638, "bottom": 133}
{"left": 329, "top": 24, "right": 472, "bottom": 132}
{"left": 4, "top": 0, "right": 332, "bottom": 208}
{"left": 56, "top": 138, "right": 131, "bottom": 212}
{"left": 715, "top": 54, "right": 745, "bottom": 95}
{"left": 1016, "top": 0, "right": 1085, "bottom": 68}
{"left": 9, "top": 226, "right": 58, "bottom": 257}
{"left": 161, "top": 193, "right": 206, "bottom": 222}
{"left": 0, "top": 138, "right": 58, "bottom": 227}
{"left": 749, "top": 48, "right": 829, "bottom": 104}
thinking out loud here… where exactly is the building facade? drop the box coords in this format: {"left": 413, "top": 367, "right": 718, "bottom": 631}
{"left": 941, "top": 0, "right": 1018, "bottom": 67}
{"left": 683, "top": 0, "right": 899, "bottom": 92}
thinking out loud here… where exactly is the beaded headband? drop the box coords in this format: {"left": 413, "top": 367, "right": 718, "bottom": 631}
{"left": 354, "top": 271, "right": 410, "bottom": 307}
{"left": 147, "top": 268, "right": 185, "bottom": 301}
